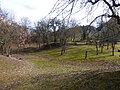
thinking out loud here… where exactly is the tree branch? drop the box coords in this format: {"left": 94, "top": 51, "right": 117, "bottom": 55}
{"left": 88, "top": 0, "right": 99, "bottom": 5}
{"left": 112, "top": 0, "right": 120, "bottom": 7}
{"left": 103, "top": 0, "right": 115, "bottom": 15}
{"left": 89, "top": 14, "right": 106, "bottom": 25}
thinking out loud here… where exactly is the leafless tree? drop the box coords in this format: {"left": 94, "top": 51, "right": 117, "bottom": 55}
{"left": 48, "top": 0, "right": 120, "bottom": 26}
{"left": 0, "top": 9, "right": 20, "bottom": 56}
{"left": 31, "top": 19, "right": 50, "bottom": 48}
{"left": 19, "top": 17, "right": 31, "bottom": 48}
{"left": 105, "top": 18, "right": 120, "bottom": 56}
{"left": 49, "top": 18, "right": 61, "bottom": 43}
{"left": 59, "top": 20, "right": 68, "bottom": 55}
{"left": 94, "top": 18, "right": 120, "bottom": 56}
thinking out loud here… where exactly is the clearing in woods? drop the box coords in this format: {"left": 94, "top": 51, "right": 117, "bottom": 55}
{"left": 1, "top": 44, "right": 120, "bottom": 90}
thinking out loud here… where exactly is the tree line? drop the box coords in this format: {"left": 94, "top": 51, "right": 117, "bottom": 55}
{"left": 0, "top": 9, "right": 30, "bottom": 57}
{"left": 0, "top": 7, "right": 120, "bottom": 57}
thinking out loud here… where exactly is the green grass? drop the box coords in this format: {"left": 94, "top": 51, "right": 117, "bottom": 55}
{"left": 1, "top": 43, "right": 120, "bottom": 89}
{"left": 15, "top": 43, "right": 120, "bottom": 89}
{"left": 31, "top": 59, "right": 89, "bottom": 74}
{"left": 15, "top": 70, "right": 120, "bottom": 90}
{"left": 77, "top": 71, "right": 120, "bottom": 90}
{"left": 30, "top": 44, "right": 120, "bottom": 62}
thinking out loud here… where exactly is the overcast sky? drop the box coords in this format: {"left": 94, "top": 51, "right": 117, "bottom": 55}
{"left": 1, "top": 0, "right": 93, "bottom": 25}
{"left": 1, "top": 0, "right": 58, "bottom": 22}
{"left": 1, "top": 0, "right": 112, "bottom": 26}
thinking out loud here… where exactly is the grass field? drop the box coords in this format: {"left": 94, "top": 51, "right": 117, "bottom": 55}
{"left": 30, "top": 43, "right": 120, "bottom": 62}
{"left": 1, "top": 43, "right": 120, "bottom": 89}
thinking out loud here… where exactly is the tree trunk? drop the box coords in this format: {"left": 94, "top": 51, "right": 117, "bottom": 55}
{"left": 38, "top": 43, "right": 41, "bottom": 49}
{"left": 1, "top": 43, "right": 5, "bottom": 55}
{"left": 61, "top": 45, "right": 66, "bottom": 55}
{"left": 60, "top": 39, "right": 66, "bottom": 55}
{"left": 6, "top": 44, "right": 12, "bottom": 57}
{"left": 95, "top": 42, "right": 99, "bottom": 55}
{"left": 53, "top": 27, "right": 57, "bottom": 43}
{"left": 111, "top": 42, "right": 115, "bottom": 56}
{"left": 85, "top": 51, "right": 88, "bottom": 59}
{"left": 107, "top": 42, "right": 109, "bottom": 50}
{"left": 101, "top": 43, "right": 104, "bottom": 53}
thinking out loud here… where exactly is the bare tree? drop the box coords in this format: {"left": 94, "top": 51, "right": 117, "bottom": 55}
{"left": 19, "top": 17, "right": 31, "bottom": 48}
{"left": 95, "top": 18, "right": 120, "bottom": 56}
{"left": 59, "top": 20, "right": 68, "bottom": 55}
{"left": 49, "top": 18, "right": 61, "bottom": 43}
{"left": 105, "top": 18, "right": 120, "bottom": 56}
{"left": 31, "top": 19, "right": 50, "bottom": 48}
{"left": 86, "top": 0, "right": 120, "bottom": 24}
{"left": 48, "top": 0, "right": 120, "bottom": 26}
{"left": 0, "top": 9, "right": 21, "bottom": 56}
{"left": 20, "top": 17, "right": 31, "bottom": 32}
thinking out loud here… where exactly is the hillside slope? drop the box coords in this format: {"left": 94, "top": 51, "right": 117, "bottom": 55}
{"left": 0, "top": 55, "right": 40, "bottom": 90}
{"left": 1, "top": 54, "right": 120, "bottom": 90}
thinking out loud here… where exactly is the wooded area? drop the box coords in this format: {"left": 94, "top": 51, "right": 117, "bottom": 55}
{"left": 0, "top": 0, "right": 120, "bottom": 90}
{"left": 0, "top": 0, "right": 119, "bottom": 57}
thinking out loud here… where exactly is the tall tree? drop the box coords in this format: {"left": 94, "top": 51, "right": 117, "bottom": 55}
{"left": 0, "top": 9, "right": 21, "bottom": 56}
{"left": 19, "top": 17, "right": 31, "bottom": 48}
{"left": 59, "top": 20, "right": 68, "bottom": 55}
{"left": 49, "top": 18, "right": 61, "bottom": 43}
{"left": 32, "top": 19, "right": 50, "bottom": 48}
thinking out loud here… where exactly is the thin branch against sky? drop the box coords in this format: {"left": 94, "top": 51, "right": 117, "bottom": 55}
{"left": 52, "top": 1, "right": 119, "bottom": 22}
{"left": 1, "top": 0, "right": 120, "bottom": 26}
{"left": 1, "top": 0, "right": 89, "bottom": 25}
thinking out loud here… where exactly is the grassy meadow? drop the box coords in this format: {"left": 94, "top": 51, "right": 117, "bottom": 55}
{"left": 29, "top": 42, "right": 120, "bottom": 62}
{"left": 1, "top": 42, "right": 120, "bottom": 89}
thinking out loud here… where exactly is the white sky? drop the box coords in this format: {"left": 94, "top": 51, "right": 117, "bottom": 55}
{"left": 2, "top": 0, "right": 119, "bottom": 26}
{"left": 1, "top": 0, "right": 94, "bottom": 25}
{"left": 1, "top": 0, "right": 57, "bottom": 22}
